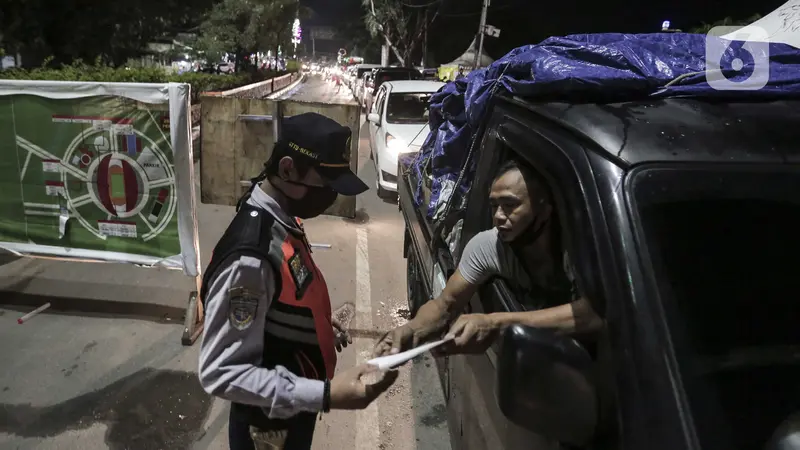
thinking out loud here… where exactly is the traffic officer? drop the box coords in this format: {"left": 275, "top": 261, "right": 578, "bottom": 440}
{"left": 198, "top": 112, "right": 397, "bottom": 450}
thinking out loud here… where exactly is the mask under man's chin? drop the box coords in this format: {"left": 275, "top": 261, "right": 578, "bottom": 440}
{"left": 497, "top": 229, "right": 517, "bottom": 242}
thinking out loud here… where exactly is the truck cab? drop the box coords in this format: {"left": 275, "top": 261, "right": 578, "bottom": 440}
{"left": 398, "top": 94, "right": 800, "bottom": 450}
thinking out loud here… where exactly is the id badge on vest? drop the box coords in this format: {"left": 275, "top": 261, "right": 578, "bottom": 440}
{"left": 288, "top": 248, "right": 313, "bottom": 299}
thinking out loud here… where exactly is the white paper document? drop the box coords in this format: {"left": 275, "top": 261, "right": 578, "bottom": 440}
{"left": 367, "top": 338, "right": 453, "bottom": 371}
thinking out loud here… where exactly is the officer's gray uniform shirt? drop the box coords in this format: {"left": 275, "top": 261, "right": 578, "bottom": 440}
{"left": 198, "top": 186, "right": 325, "bottom": 419}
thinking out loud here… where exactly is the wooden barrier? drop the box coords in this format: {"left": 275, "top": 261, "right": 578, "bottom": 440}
{"left": 199, "top": 84, "right": 360, "bottom": 218}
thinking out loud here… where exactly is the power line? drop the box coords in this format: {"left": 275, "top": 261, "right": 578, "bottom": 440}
{"left": 440, "top": 10, "right": 481, "bottom": 17}
{"left": 439, "top": 2, "right": 521, "bottom": 17}
{"left": 401, "top": 0, "right": 442, "bottom": 8}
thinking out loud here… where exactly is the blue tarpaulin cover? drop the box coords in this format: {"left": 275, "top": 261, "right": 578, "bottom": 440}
{"left": 408, "top": 32, "right": 800, "bottom": 220}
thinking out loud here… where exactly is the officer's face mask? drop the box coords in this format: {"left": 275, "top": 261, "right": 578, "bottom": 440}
{"left": 281, "top": 180, "right": 339, "bottom": 219}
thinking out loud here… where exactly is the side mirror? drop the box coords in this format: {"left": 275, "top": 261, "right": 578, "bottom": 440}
{"left": 765, "top": 412, "right": 800, "bottom": 450}
{"left": 367, "top": 113, "right": 381, "bottom": 124}
{"left": 497, "top": 325, "right": 597, "bottom": 447}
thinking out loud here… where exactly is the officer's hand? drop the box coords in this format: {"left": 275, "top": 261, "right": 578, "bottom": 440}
{"left": 329, "top": 364, "right": 399, "bottom": 410}
{"left": 372, "top": 324, "right": 416, "bottom": 358}
{"left": 332, "top": 317, "right": 352, "bottom": 353}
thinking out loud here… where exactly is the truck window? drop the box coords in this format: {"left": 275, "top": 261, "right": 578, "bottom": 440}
{"left": 632, "top": 167, "right": 800, "bottom": 450}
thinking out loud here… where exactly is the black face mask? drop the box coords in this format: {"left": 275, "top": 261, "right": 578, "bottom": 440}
{"left": 280, "top": 181, "right": 339, "bottom": 219}
{"left": 512, "top": 215, "right": 549, "bottom": 246}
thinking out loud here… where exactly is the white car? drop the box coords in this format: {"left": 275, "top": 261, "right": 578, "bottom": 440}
{"left": 352, "top": 64, "right": 381, "bottom": 100}
{"left": 367, "top": 80, "right": 445, "bottom": 198}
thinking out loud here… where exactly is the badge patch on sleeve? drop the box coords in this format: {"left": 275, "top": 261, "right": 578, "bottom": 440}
{"left": 228, "top": 287, "right": 259, "bottom": 331}
{"left": 288, "top": 250, "right": 313, "bottom": 299}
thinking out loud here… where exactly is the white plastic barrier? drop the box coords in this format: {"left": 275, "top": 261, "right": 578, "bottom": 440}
{"left": 0, "top": 80, "right": 203, "bottom": 343}
{"left": 0, "top": 80, "right": 199, "bottom": 275}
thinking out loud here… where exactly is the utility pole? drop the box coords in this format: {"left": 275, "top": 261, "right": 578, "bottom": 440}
{"left": 422, "top": 9, "right": 428, "bottom": 68}
{"left": 370, "top": 0, "right": 391, "bottom": 66}
{"left": 383, "top": 36, "right": 390, "bottom": 66}
{"left": 474, "top": 0, "right": 489, "bottom": 69}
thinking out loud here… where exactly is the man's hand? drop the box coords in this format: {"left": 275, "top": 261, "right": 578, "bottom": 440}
{"left": 332, "top": 317, "right": 352, "bottom": 353}
{"left": 329, "top": 364, "right": 399, "bottom": 410}
{"left": 436, "top": 314, "right": 500, "bottom": 355}
{"left": 372, "top": 324, "right": 418, "bottom": 358}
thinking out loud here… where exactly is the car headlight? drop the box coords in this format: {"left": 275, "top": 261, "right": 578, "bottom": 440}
{"left": 385, "top": 134, "right": 409, "bottom": 154}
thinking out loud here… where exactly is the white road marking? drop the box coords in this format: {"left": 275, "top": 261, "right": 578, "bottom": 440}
{"left": 23, "top": 202, "right": 59, "bottom": 210}
{"left": 138, "top": 212, "right": 156, "bottom": 232}
{"left": 20, "top": 151, "right": 32, "bottom": 180}
{"left": 355, "top": 226, "right": 379, "bottom": 450}
{"left": 149, "top": 177, "right": 175, "bottom": 188}
{"left": 10, "top": 100, "right": 29, "bottom": 237}
{"left": 23, "top": 210, "right": 60, "bottom": 217}
{"left": 146, "top": 108, "right": 172, "bottom": 151}
{"left": 70, "top": 193, "right": 94, "bottom": 208}
{"left": 16, "top": 136, "right": 88, "bottom": 182}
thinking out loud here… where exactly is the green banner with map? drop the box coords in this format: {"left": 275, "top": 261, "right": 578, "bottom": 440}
{"left": 0, "top": 81, "right": 199, "bottom": 276}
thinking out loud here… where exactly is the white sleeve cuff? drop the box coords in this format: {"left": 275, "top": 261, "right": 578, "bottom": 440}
{"left": 292, "top": 377, "right": 325, "bottom": 413}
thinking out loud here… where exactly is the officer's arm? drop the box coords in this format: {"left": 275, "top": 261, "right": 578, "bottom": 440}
{"left": 198, "top": 255, "right": 324, "bottom": 419}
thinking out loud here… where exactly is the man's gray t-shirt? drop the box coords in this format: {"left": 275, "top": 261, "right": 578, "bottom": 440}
{"left": 457, "top": 228, "right": 576, "bottom": 309}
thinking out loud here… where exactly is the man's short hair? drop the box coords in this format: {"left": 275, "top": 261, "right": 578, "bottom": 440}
{"left": 263, "top": 143, "right": 312, "bottom": 178}
{"left": 493, "top": 159, "right": 552, "bottom": 204}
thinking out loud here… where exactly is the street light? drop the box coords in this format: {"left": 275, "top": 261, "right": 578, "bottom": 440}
{"left": 292, "top": 18, "right": 302, "bottom": 58}
{"left": 660, "top": 19, "right": 681, "bottom": 32}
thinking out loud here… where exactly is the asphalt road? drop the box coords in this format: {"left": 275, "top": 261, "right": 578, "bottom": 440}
{"left": 273, "top": 74, "right": 355, "bottom": 104}
{"left": 0, "top": 76, "right": 451, "bottom": 450}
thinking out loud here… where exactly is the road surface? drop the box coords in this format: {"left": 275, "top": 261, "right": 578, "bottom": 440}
{"left": 273, "top": 74, "right": 356, "bottom": 104}
{"left": 0, "top": 76, "right": 451, "bottom": 450}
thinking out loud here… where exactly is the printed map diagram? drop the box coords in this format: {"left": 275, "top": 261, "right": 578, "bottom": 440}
{"left": 0, "top": 95, "right": 181, "bottom": 258}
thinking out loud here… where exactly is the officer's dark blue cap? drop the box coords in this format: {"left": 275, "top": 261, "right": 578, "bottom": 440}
{"left": 277, "top": 112, "right": 368, "bottom": 196}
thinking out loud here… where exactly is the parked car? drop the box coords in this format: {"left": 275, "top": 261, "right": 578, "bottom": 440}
{"left": 421, "top": 68, "right": 439, "bottom": 80}
{"left": 217, "top": 62, "right": 235, "bottom": 73}
{"left": 366, "top": 80, "right": 444, "bottom": 198}
{"left": 197, "top": 63, "right": 219, "bottom": 74}
{"left": 358, "top": 72, "right": 375, "bottom": 107}
{"left": 345, "top": 66, "right": 358, "bottom": 90}
{"left": 364, "top": 67, "right": 423, "bottom": 114}
{"left": 351, "top": 64, "right": 381, "bottom": 97}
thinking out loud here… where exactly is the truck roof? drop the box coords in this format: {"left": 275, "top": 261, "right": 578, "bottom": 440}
{"left": 511, "top": 96, "right": 800, "bottom": 166}
{"left": 409, "top": 33, "right": 800, "bottom": 219}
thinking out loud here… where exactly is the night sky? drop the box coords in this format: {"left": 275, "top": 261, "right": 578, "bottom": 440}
{"left": 300, "top": 0, "right": 788, "bottom": 64}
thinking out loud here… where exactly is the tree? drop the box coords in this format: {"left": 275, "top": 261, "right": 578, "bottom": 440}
{"left": 259, "top": 0, "right": 312, "bottom": 65}
{"left": 336, "top": 17, "right": 382, "bottom": 63}
{"left": 691, "top": 14, "right": 762, "bottom": 34}
{"left": 0, "top": 0, "right": 213, "bottom": 67}
{"left": 195, "top": 0, "right": 308, "bottom": 70}
{"left": 361, "top": 0, "right": 440, "bottom": 67}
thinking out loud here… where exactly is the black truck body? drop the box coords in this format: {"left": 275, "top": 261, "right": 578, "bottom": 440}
{"left": 398, "top": 94, "right": 800, "bottom": 450}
